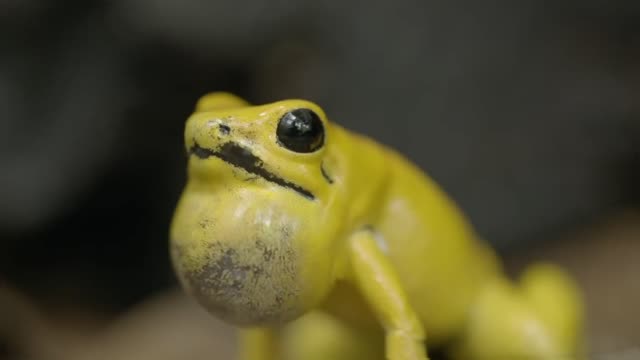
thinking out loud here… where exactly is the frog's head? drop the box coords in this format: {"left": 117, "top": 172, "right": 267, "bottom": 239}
{"left": 170, "top": 93, "right": 346, "bottom": 327}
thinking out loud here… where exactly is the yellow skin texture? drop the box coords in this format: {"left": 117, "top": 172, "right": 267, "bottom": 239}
{"left": 170, "top": 92, "right": 585, "bottom": 360}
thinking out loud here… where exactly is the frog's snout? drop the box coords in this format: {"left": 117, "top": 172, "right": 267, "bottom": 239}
{"left": 172, "top": 239, "right": 302, "bottom": 326}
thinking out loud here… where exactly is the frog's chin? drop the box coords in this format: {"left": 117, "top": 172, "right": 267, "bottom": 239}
{"left": 170, "top": 181, "right": 337, "bottom": 326}
{"left": 171, "top": 239, "right": 306, "bottom": 326}
{"left": 204, "top": 299, "right": 307, "bottom": 327}
{"left": 170, "top": 193, "right": 314, "bottom": 326}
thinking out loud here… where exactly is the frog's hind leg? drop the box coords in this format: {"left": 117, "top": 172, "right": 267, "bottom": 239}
{"left": 450, "top": 263, "right": 585, "bottom": 360}
{"left": 280, "top": 311, "right": 385, "bottom": 360}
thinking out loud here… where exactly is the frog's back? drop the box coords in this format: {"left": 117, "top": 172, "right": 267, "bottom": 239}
{"left": 369, "top": 143, "right": 499, "bottom": 344}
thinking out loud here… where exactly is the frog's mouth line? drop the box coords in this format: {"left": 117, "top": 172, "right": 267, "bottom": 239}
{"left": 189, "top": 141, "right": 315, "bottom": 200}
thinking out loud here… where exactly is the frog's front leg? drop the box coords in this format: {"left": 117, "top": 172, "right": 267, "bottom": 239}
{"left": 348, "top": 229, "right": 429, "bottom": 360}
{"left": 239, "top": 327, "right": 278, "bottom": 360}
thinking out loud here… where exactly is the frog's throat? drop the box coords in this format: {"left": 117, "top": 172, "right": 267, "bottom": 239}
{"left": 189, "top": 141, "right": 315, "bottom": 200}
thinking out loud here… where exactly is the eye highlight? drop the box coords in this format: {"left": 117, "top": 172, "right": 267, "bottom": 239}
{"left": 276, "top": 108, "right": 324, "bottom": 153}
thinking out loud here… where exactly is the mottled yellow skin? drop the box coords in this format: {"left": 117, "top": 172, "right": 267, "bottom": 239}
{"left": 170, "top": 92, "right": 585, "bottom": 360}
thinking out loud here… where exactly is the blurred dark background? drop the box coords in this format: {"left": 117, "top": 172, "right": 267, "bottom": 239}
{"left": 1, "top": 1, "right": 639, "bottom": 359}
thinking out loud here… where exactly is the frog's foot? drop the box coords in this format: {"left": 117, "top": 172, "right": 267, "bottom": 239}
{"left": 450, "top": 263, "right": 585, "bottom": 360}
{"left": 280, "top": 311, "right": 385, "bottom": 360}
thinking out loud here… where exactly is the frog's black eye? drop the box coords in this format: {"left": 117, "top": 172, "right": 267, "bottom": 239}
{"left": 276, "top": 108, "right": 324, "bottom": 153}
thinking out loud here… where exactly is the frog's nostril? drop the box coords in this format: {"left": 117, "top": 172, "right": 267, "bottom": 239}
{"left": 219, "top": 124, "right": 231, "bottom": 135}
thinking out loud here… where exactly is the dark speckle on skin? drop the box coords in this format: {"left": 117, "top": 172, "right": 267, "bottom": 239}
{"left": 280, "top": 226, "right": 291, "bottom": 240}
{"left": 219, "top": 123, "right": 231, "bottom": 135}
{"left": 251, "top": 266, "right": 265, "bottom": 276}
{"left": 189, "top": 248, "right": 250, "bottom": 292}
{"left": 362, "top": 224, "right": 376, "bottom": 233}
{"left": 199, "top": 219, "right": 213, "bottom": 229}
{"left": 255, "top": 240, "right": 275, "bottom": 262}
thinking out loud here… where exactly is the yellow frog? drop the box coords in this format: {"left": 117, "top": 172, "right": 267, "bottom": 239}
{"left": 170, "top": 92, "right": 585, "bottom": 360}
